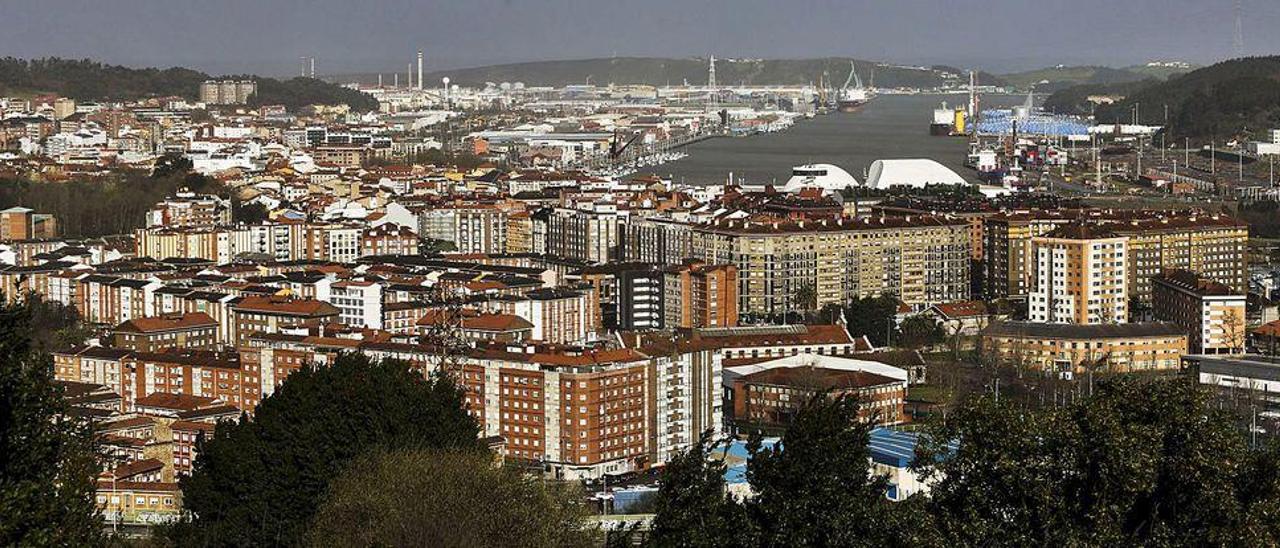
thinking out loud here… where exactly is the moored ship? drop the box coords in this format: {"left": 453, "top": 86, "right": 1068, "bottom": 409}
{"left": 837, "top": 60, "right": 870, "bottom": 112}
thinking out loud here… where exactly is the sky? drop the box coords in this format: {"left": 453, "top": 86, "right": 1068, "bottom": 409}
{"left": 4, "top": 0, "right": 1280, "bottom": 77}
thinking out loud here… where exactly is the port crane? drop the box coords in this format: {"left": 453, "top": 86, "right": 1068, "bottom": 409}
{"left": 609, "top": 129, "right": 645, "bottom": 159}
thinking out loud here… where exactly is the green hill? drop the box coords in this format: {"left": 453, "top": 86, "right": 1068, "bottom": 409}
{"left": 0, "top": 57, "right": 378, "bottom": 111}
{"left": 1042, "top": 80, "right": 1160, "bottom": 116}
{"left": 998, "top": 65, "right": 1150, "bottom": 92}
{"left": 394, "top": 57, "right": 989, "bottom": 89}
{"left": 1093, "top": 56, "right": 1280, "bottom": 141}
{"left": 998, "top": 63, "right": 1194, "bottom": 94}
{"left": 1123, "top": 63, "right": 1197, "bottom": 80}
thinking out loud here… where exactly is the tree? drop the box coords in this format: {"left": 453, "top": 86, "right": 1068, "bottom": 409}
{"left": 0, "top": 168, "right": 225, "bottom": 238}
{"left": 793, "top": 281, "right": 817, "bottom": 313}
{"left": 648, "top": 431, "right": 754, "bottom": 547}
{"left": 420, "top": 237, "right": 458, "bottom": 255}
{"left": 843, "top": 296, "right": 899, "bottom": 347}
{"left": 652, "top": 394, "right": 925, "bottom": 547}
{"left": 232, "top": 200, "right": 270, "bottom": 224}
{"left": 0, "top": 299, "right": 103, "bottom": 546}
{"left": 916, "top": 377, "right": 1280, "bottom": 545}
{"left": 151, "top": 153, "right": 193, "bottom": 179}
{"left": 745, "top": 393, "right": 920, "bottom": 547}
{"left": 168, "top": 353, "right": 480, "bottom": 546}
{"left": 1222, "top": 307, "right": 1246, "bottom": 354}
{"left": 308, "top": 448, "right": 595, "bottom": 547}
{"left": 897, "top": 316, "right": 944, "bottom": 350}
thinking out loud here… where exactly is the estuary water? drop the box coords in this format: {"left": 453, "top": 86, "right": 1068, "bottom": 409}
{"left": 659, "top": 93, "right": 1025, "bottom": 186}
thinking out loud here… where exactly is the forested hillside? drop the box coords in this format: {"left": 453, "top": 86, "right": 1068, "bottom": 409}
{"left": 0, "top": 57, "right": 377, "bottom": 111}
{"left": 1093, "top": 56, "right": 1280, "bottom": 141}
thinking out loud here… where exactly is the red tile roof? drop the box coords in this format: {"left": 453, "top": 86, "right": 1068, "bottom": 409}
{"left": 115, "top": 312, "right": 217, "bottom": 334}
{"left": 232, "top": 295, "right": 340, "bottom": 317}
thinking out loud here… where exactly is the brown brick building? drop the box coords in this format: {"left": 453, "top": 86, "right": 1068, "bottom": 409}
{"left": 112, "top": 312, "right": 219, "bottom": 352}
{"left": 663, "top": 260, "right": 738, "bottom": 329}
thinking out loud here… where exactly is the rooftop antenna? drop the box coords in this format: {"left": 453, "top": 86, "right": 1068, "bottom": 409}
{"left": 1233, "top": 0, "right": 1245, "bottom": 58}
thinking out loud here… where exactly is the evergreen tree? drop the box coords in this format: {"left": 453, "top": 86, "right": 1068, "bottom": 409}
{"left": 843, "top": 296, "right": 900, "bottom": 347}
{"left": 917, "top": 377, "right": 1280, "bottom": 545}
{"left": 648, "top": 431, "right": 753, "bottom": 547}
{"left": 168, "top": 353, "right": 480, "bottom": 546}
{"left": 745, "top": 393, "right": 917, "bottom": 547}
{"left": 0, "top": 299, "right": 103, "bottom": 546}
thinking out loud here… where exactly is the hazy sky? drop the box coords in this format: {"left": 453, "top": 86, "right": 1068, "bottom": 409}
{"left": 4, "top": 0, "right": 1279, "bottom": 76}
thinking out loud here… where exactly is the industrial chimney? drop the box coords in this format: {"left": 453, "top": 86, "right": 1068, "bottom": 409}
{"left": 417, "top": 50, "right": 424, "bottom": 90}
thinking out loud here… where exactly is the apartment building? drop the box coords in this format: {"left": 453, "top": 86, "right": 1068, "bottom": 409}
{"left": 199, "top": 80, "right": 256, "bottom": 105}
{"left": 0, "top": 206, "right": 58, "bottom": 241}
{"left": 77, "top": 275, "right": 164, "bottom": 326}
{"left": 980, "top": 321, "right": 1188, "bottom": 374}
{"left": 0, "top": 260, "right": 77, "bottom": 303}
{"left": 616, "top": 217, "right": 693, "bottom": 265}
{"left": 485, "top": 287, "right": 598, "bottom": 344}
{"left": 321, "top": 225, "right": 363, "bottom": 264}
{"left": 239, "top": 335, "right": 722, "bottom": 480}
{"left": 616, "top": 267, "right": 664, "bottom": 330}
{"left": 984, "top": 210, "right": 1247, "bottom": 303}
{"left": 1028, "top": 224, "right": 1127, "bottom": 325}
{"left": 135, "top": 227, "right": 230, "bottom": 264}
{"left": 53, "top": 347, "right": 264, "bottom": 412}
{"left": 544, "top": 203, "right": 620, "bottom": 264}
{"left": 1113, "top": 214, "right": 1248, "bottom": 303}
{"left": 418, "top": 206, "right": 509, "bottom": 254}
{"left": 1152, "top": 269, "right": 1247, "bottom": 354}
{"left": 663, "top": 260, "right": 738, "bottom": 330}
{"left": 983, "top": 212, "right": 1074, "bottom": 299}
{"left": 506, "top": 211, "right": 533, "bottom": 254}
{"left": 329, "top": 281, "right": 384, "bottom": 329}
{"left": 691, "top": 215, "right": 970, "bottom": 316}
{"left": 145, "top": 192, "right": 231, "bottom": 228}
{"left": 360, "top": 223, "right": 419, "bottom": 257}
{"left": 112, "top": 312, "right": 219, "bottom": 352}
{"left": 230, "top": 295, "right": 340, "bottom": 346}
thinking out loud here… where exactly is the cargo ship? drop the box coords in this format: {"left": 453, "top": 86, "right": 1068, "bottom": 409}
{"left": 930, "top": 101, "right": 968, "bottom": 136}
{"left": 836, "top": 61, "right": 870, "bottom": 113}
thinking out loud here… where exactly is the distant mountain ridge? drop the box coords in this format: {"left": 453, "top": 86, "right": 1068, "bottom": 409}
{"left": 0, "top": 57, "right": 378, "bottom": 111}
{"left": 356, "top": 56, "right": 1007, "bottom": 89}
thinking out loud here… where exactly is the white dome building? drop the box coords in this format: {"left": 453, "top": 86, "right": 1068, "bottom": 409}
{"left": 779, "top": 163, "right": 860, "bottom": 194}
{"left": 865, "top": 159, "right": 967, "bottom": 189}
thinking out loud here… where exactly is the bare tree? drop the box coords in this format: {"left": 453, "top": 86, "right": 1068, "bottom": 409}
{"left": 1222, "top": 307, "right": 1246, "bottom": 354}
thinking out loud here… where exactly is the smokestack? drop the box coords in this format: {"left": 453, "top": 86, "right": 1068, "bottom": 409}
{"left": 408, "top": 63, "right": 413, "bottom": 88}
{"left": 394, "top": 73, "right": 398, "bottom": 87}
{"left": 377, "top": 74, "right": 382, "bottom": 87}
{"left": 309, "top": 57, "right": 315, "bottom": 78}
{"left": 417, "top": 50, "right": 424, "bottom": 90}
